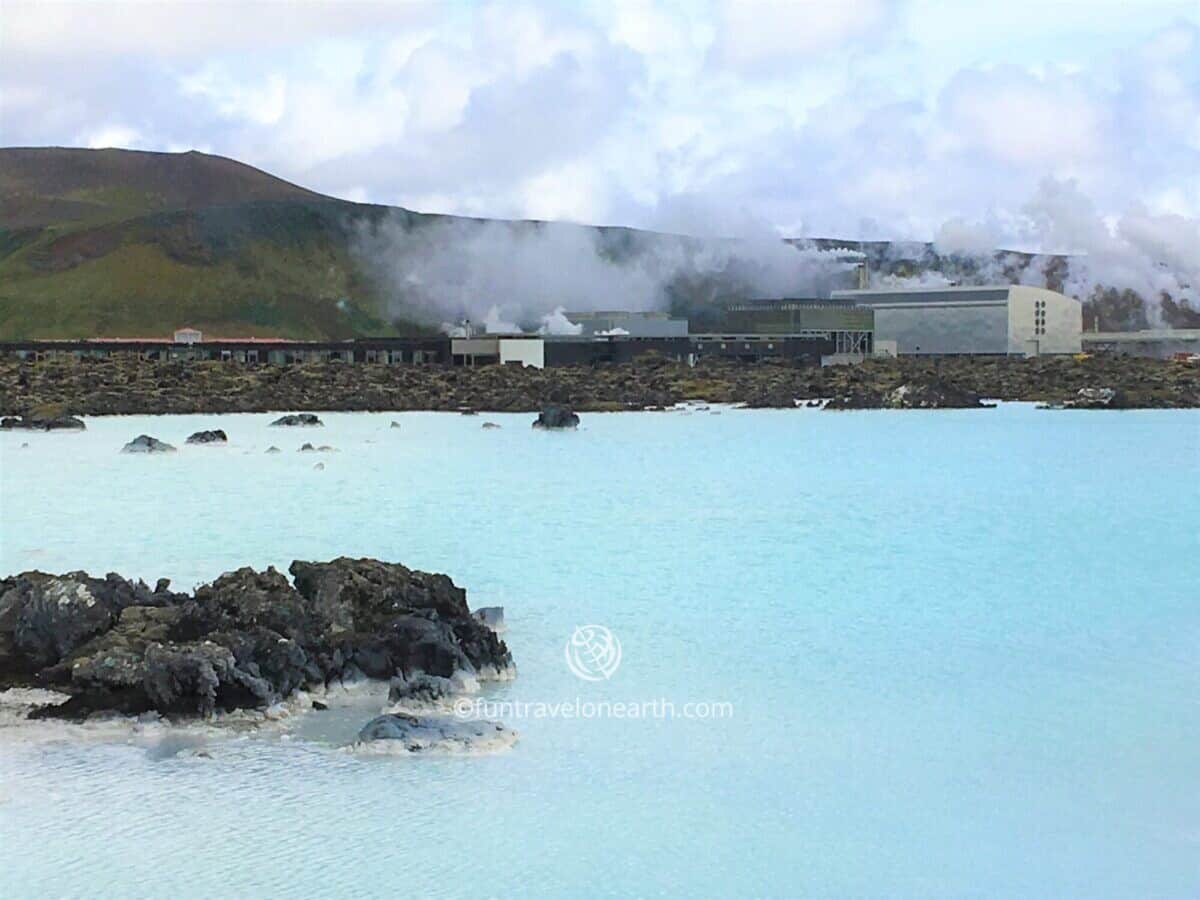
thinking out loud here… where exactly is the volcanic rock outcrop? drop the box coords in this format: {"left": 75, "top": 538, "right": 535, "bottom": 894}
{"left": 121, "top": 434, "right": 176, "bottom": 452}
{"left": 532, "top": 404, "right": 580, "bottom": 429}
{"left": 2, "top": 355, "right": 1196, "bottom": 415}
{"left": 824, "top": 375, "right": 988, "bottom": 410}
{"left": 270, "top": 413, "right": 323, "bottom": 427}
{"left": 0, "top": 558, "right": 512, "bottom": 720}
{"left": 1, "top": 413, "right": 86, "bottom": 431}
{"left": 185, "top": 429, "right": 228, "bottom": 444}
{"left": 1056, "top": 387, "right": 1133, "bottom": 409}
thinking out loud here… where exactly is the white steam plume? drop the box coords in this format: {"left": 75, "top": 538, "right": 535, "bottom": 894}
{"left": 538, "top": 307, "right": 583, "bottom": 335}
{"left": 925, "top": 178, "right": 1200, "bottom": 323}
{"left": 352, "top": 214, "right": 860, "bottom": 330}
{"left": 1021, "top": 178, "right": 1199, "bottom": 317}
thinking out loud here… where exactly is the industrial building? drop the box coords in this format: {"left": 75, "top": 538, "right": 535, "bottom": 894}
{"left": 1, "top": 285, "right": 1101, "bottom": 368}
{"left": 1081, "top": 329, "right": 1200, "bottom": 359}
{"left": 830, "top": 285, "right": 1081, "bottom": 356}
{"left": 0, "top": 336, "right": 448, "bottom": 365}
{"left": 718, "top": 300, "right": 874, "bottom": 361}
{"left": 442, "top": 301, "right": 876, "bottom": 368}
{"left": 450, "top": 335, "right": 546, "bottom": 367}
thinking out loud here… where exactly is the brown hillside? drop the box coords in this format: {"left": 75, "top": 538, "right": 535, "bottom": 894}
{"left": 0, "top": 147, "right": 327, "bottom": 228}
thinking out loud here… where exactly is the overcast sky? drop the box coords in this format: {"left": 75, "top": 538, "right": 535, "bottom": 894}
{"left": 4, "top": 0, "right": 1199, "bottom": 249}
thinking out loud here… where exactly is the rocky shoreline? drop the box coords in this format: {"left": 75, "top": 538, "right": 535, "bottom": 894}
{"left": 0, "top": 558, "right": 513, "bottom": 739}
{"left": 0, "top": 354, "right": 1197, "bottom": 415}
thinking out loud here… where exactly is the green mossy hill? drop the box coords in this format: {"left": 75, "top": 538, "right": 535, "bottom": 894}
{"left": 0, "top": 148, "right": 417, "bottom": 339}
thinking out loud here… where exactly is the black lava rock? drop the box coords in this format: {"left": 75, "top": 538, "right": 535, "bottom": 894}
{"left": 121, "top": 435, "right": 177, "bottom": 453}
{"left": 270, "top": 413, "right": 323, "bottom": 427}
{"left": 2, "top": 558, "right": 513, "bottom": 720}
{"left": 185, "top": 429, "right": 228, "bottom": 444}
{"left": 532, "top": 404, "right": 580, "bottom": 429}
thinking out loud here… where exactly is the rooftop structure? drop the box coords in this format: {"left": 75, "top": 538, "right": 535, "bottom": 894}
{"left": 563, "top": 310, "right": 689, "bottom": 338}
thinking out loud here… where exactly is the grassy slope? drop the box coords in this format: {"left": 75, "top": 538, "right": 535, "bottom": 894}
{"left": 0, "top": 148, "right": 410, "bottom": 339}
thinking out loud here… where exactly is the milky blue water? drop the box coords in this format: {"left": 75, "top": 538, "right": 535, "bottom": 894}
{"left": 1, "top": 405, "right": 1198, "bottom": 898}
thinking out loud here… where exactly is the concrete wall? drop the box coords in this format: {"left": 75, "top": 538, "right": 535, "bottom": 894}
{"left": 870, "top": 303, "right": 1009, "bottom": 354}
{"left": 498, "top": 338, "right": 545, "bottom": 368}
{"left": 832, "top": 287, "right": 1008, "bottom": 355}
{"left": 721, "top": 303, "right": 873, "bottom": 334}
{"left": 1007, "top": 286, "right": 1082, "bottom": 355}
{"left": 691, "top": 335, "right": 833, "bottom": 363}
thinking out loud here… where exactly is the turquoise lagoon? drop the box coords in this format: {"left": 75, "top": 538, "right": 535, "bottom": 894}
{"left": 0, "top": 404, "right": 1198, "bottom": 898}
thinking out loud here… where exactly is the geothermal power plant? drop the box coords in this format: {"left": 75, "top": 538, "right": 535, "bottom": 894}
{"left": 3, "top": 281, "right": 1196, "bottom": 367}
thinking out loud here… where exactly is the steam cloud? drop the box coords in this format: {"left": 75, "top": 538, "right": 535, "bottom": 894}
{"left": 930, "top": 178, "right": 1199, "bottom": 322}
{"left": 352, "top": 215, "right": 860, "bottom": 331}
{"left": 353, "top": 177, "right": 1197, "bottom": 332}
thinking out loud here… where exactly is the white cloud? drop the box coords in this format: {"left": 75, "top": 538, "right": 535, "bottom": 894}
{"left": 938, "top": 66, "right": 1108, "bottom": 168}
{"left": 711, "top": 0, "right": 891, "bottom": 66}
{"left": 3, "top": 0, "right": 441, "bottom": 59}
{"left": 181, "top": 67, "right": 287, "bottom": 125}
{"left": 3, "top": 0, "right": 1199, "bottom": 292}
{"left": 78, "top": 124, "right": 143, "bottom": 149}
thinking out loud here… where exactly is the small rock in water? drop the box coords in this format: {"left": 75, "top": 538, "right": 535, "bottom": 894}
{"left": 313, "top": 462, "right": 325, "bottom": 470}
{"left": 185, "top": 429, "right": 227, "bottom": 445}
{"left": 299, "top": 442, "right": 315, "bottom": 452}
{"left": 121, "top": 434, "right": 176, "bottom": 453}
{"left": 265, "top": 446, "right": 281, "bottom": 454}
{"left": 532, "top": 404, "right": 580, "bottom": 429}
{"left": 312, "top": 700, "right": 329, "bottom": 711}
{"left": 1, "top": 410, "right": 86, "bottom": 431}
{"left": 481, "top": 422, "right": 501, "bottom": 429}
{"left": 270, "top": 413, "right": 323, "bottom": 427}
{"left": 355, "top": 713, "right": 517, "bottom": 754}
{"left": 390, "top": 420, "right": 402, "bottom": 429}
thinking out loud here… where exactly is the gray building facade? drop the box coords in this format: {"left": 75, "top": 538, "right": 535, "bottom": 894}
{"left": 831, "top": 285, "right": 1082, "bottom": 356}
